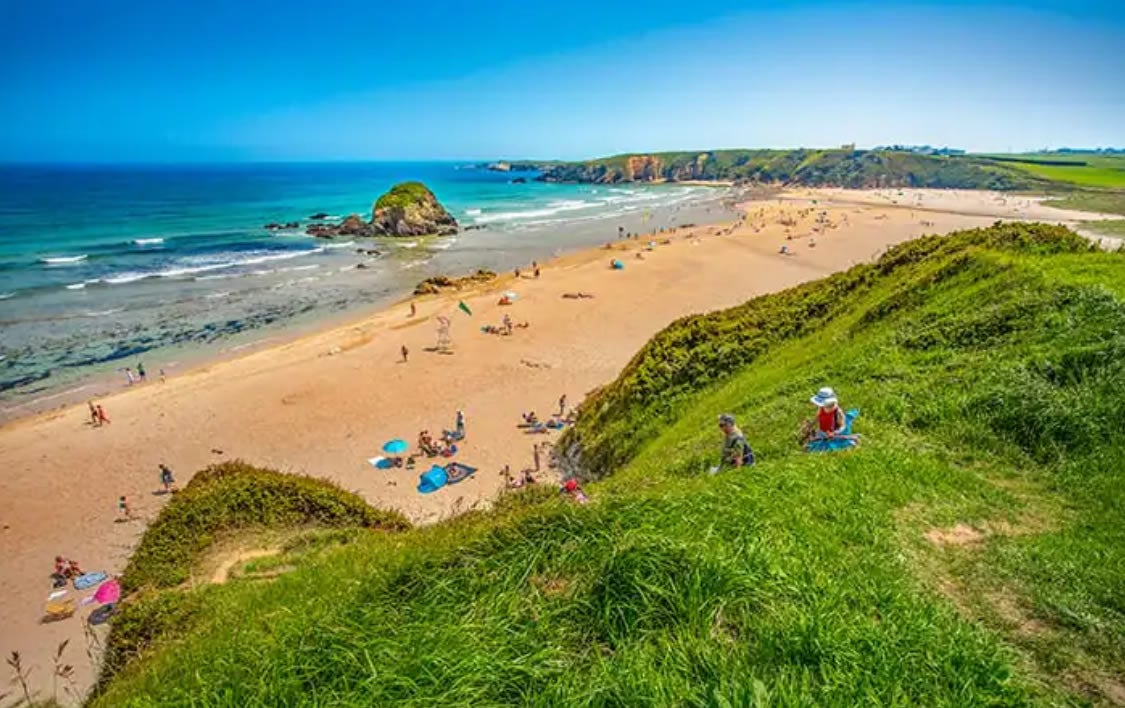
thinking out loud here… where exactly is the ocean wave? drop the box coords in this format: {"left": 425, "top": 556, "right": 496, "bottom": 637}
{"left": 321, "top": 240, "right": 356, "bottom": 249}
{"left": 101, "top": 248, "right": 326, "bottom": 285}
{"left": 473, "top": 199, "right": 594, "bottom": 225}
{"left": 83, "top": 308, "right": 124, "bottom": 318}
{"left": 40, "top": 255, "right": 88, "bottom": 265}
{"left": 65, "top": 282, "right": 89, "bottom": 290}
{"left": 0, "top": 292, "right": 14, "bottom": 300}
{"left": 132, "top": 237, "right": 165, "bottom": 245}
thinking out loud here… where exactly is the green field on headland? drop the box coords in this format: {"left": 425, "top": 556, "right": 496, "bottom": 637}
{"left": 91, "top": 222, "right": 1125, "bottom": 706}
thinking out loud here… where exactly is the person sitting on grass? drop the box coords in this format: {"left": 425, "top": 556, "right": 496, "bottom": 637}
{"left": 810, "top": 387, "right": 846, "bottom": 438}
{"left": 713, "top": 413, "right": 755, "bottom": 474}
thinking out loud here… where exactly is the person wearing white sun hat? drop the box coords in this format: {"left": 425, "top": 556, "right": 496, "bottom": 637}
{"left": 811, "top": 387, "right": 846, "bottom": 438}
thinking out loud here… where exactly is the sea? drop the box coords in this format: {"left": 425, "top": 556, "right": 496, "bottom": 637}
{"left": 0, "top": 162, "right": 734, "bottom": 420}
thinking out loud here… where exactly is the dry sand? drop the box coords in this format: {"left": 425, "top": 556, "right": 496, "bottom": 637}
{"left": 0, "top": 187, "right": 1111, "bottom": 702}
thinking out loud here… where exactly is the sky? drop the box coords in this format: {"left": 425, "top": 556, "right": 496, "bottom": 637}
{"left": 0, "top": 0, "right": 1123, "bottom": 162}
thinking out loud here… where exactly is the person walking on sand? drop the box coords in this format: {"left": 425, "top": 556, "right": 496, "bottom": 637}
{"left": 534, "top": 265, "right": 541, "bottom": 278}
{"left": 558, "top": 394, "right": 567, "bottom": 418}
{"left": 410, "top": 301, "right": 417, "bottom": 317}
{"left": 159, "top": 368, "right": 166, "bottom": 383}
{"left": 159, "top": 464, "right": 176, "bottom": 493}
{"left": 401, "top": 345, "right": 409, "bottom": 363}
{"left": 117, "top": 495, "right": 133, "bottom": 521}
{"left": 137, "top": 361, "right": 146, "bottom": 382}
{"left": 124, "top": 367, "right": 135, "bottom": 385}
{"left": 88, "top": 401, "right": 100, "bottom": 427}
{"left": 533, "top": 443, "right": 541, "bottom": 472}
{"left": 456, "top": 410, "right": 466, "bottom": 439}
{"left": 96, "top": 404, "right": 110, "bottom": 425}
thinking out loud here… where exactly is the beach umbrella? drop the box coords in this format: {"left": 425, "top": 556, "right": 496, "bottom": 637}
{"left": 368, "top": 456, "right": 394, "bottom": 470}
{"left": 382, "top": 439, "right": 408, "bottom": 454}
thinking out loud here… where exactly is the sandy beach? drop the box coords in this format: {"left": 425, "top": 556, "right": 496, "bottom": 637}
{"left": 0, "top": 187, "right": 1112, "bottom": 701}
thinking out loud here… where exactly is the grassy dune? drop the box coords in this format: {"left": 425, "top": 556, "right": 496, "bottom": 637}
{"left": 94, "top": 224, "right": 1125, "bottom": 706}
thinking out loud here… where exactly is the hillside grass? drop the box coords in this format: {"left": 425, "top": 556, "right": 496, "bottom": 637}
{"left": 93, "top": 224, "right": 1125, "bottom": 706}
{"left": 983, "top": 154, "right": 1125, "bottom": 189}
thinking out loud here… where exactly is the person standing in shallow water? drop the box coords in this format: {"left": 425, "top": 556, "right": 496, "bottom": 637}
{"left": 137, "top": 361, "right": 146, "bottom": 382}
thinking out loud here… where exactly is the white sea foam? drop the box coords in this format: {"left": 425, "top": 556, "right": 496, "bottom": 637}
{"left": 132, "top": 237, "right": 165, "bottom": 245}
{"left": 321, "top": 240, "right": 356, "bottom": 249}
{"left": 101, "top": 248, "right": 325, "bottom": 285}
{"left": 465, "top": 208, "right": 482, "bottom": 216}
{"left": 40, "top": 254, "right": 88, "bottom": 265}
{"left": 65, "top": 282, "right": 87, "bottom": 290}
{"left": 83, "top": 308, "right": 124, "bottom": 318}
{"left": 473, "top": 199, "right": 593, "bottom": 224}
{"left": 0, "top": 292, "right": 14, "bottom": 300}
{"left": 205, "top": 291, "right": 232, "bottom": 299}
{"left": 399, "top": 241, "right": 419, "bottom": 249}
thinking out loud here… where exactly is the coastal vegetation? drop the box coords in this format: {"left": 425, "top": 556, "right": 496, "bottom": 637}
{"left": 92, "top": 224, "right": 1125, "bottom": 705}
{"left": 526, "top": 150, "right": 1125, "bottom": 211}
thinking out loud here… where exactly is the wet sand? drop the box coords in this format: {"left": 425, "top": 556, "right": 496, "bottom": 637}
{"left": 0, "top": 187, "right": 1111, "bottom": 703}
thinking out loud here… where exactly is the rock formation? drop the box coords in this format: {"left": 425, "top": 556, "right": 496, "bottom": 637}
{"left": 303, "top": 182, "right": 458, "bottom": 238}
{"left": 370, "top": 182, "right": 458, "bottom": 237}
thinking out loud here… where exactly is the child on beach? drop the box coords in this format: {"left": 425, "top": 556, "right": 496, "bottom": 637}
{"left": 159, "top": 464, "right": 176, "bottom": 492}
{"left": 96, "top": 405, "right": 110, "bottom": 425}
{"left": 117, "top": 495, "right": 133, "bottom": 521}
{"left": 88, "top": 401, "right": 100, "bottom": 427}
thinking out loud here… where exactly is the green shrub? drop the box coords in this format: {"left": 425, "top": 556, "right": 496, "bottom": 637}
{"left": 121, "top": 461, "right": 409, "bottom": 591}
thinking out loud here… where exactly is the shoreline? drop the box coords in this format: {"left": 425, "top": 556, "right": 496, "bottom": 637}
{"left": 0, "top": 186, "right": 1116, "bottom": 703}
{"left": 0, "top": 188, "right": 738, "bottom": 426}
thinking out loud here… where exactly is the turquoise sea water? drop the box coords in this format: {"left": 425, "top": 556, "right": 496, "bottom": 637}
{"left": 0, "top": 162, "right": 731, "bottom": 416}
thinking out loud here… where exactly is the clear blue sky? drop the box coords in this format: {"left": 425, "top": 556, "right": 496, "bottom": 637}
{"left": 1, "top": 0, "right": 1122, "bottom": 162}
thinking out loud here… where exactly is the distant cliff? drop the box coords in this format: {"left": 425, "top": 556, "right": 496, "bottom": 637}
{"left": 529, "top": 149, "right": 1044, "bottom": 191}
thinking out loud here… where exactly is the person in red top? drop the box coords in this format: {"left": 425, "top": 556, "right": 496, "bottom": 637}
{"left": 811, "top": 387, "right": 846, "bottom": 438}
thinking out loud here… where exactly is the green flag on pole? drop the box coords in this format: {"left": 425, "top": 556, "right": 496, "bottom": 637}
{"left": 458, "top": 300, "right": 472, "bottom": 316}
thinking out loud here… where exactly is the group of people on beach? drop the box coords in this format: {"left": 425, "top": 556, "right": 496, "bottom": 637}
{"left": 87, "top": 401, "right": 110, "bottom": 427}
{"left": 714, "top": 387, "right": 856, "bottom": 472}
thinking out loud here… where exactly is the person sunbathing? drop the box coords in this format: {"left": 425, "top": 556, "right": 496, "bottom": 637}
{"left": 522, "top": 412, "right": 539, "bottom": 426}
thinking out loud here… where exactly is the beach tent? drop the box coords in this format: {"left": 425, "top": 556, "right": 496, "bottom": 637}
{"left": 611, "top": 260, "right": 625, "bottom": 270}
{"left": 382, "top": 439, "right": 408, "bottom": 454}
{"left": 417, "top": 465, "right": 448, "bottom": 493}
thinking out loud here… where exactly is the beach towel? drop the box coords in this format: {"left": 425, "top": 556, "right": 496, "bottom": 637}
{"left": 73, "top": 571, "right": 107, "bottom": 590}
{"left": 418, "top": 466, "right": 448, "bottom": 493}
{"left": 805, "top": 409, "right": 860, "bottom": 453}
{"left": 445, "top": 462, "right": 477, "bottom": 485}
{"left": 88, "top": 603, "right": 116, "bottom": 626}
{"left": 44, "top": 599, "right": 76, "bottom": 621}
{"left": 458, "top": 300, "right": 473, "bottom": 316}
{"left": 94, "top": 579, "right": 121, "bottom": 605}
